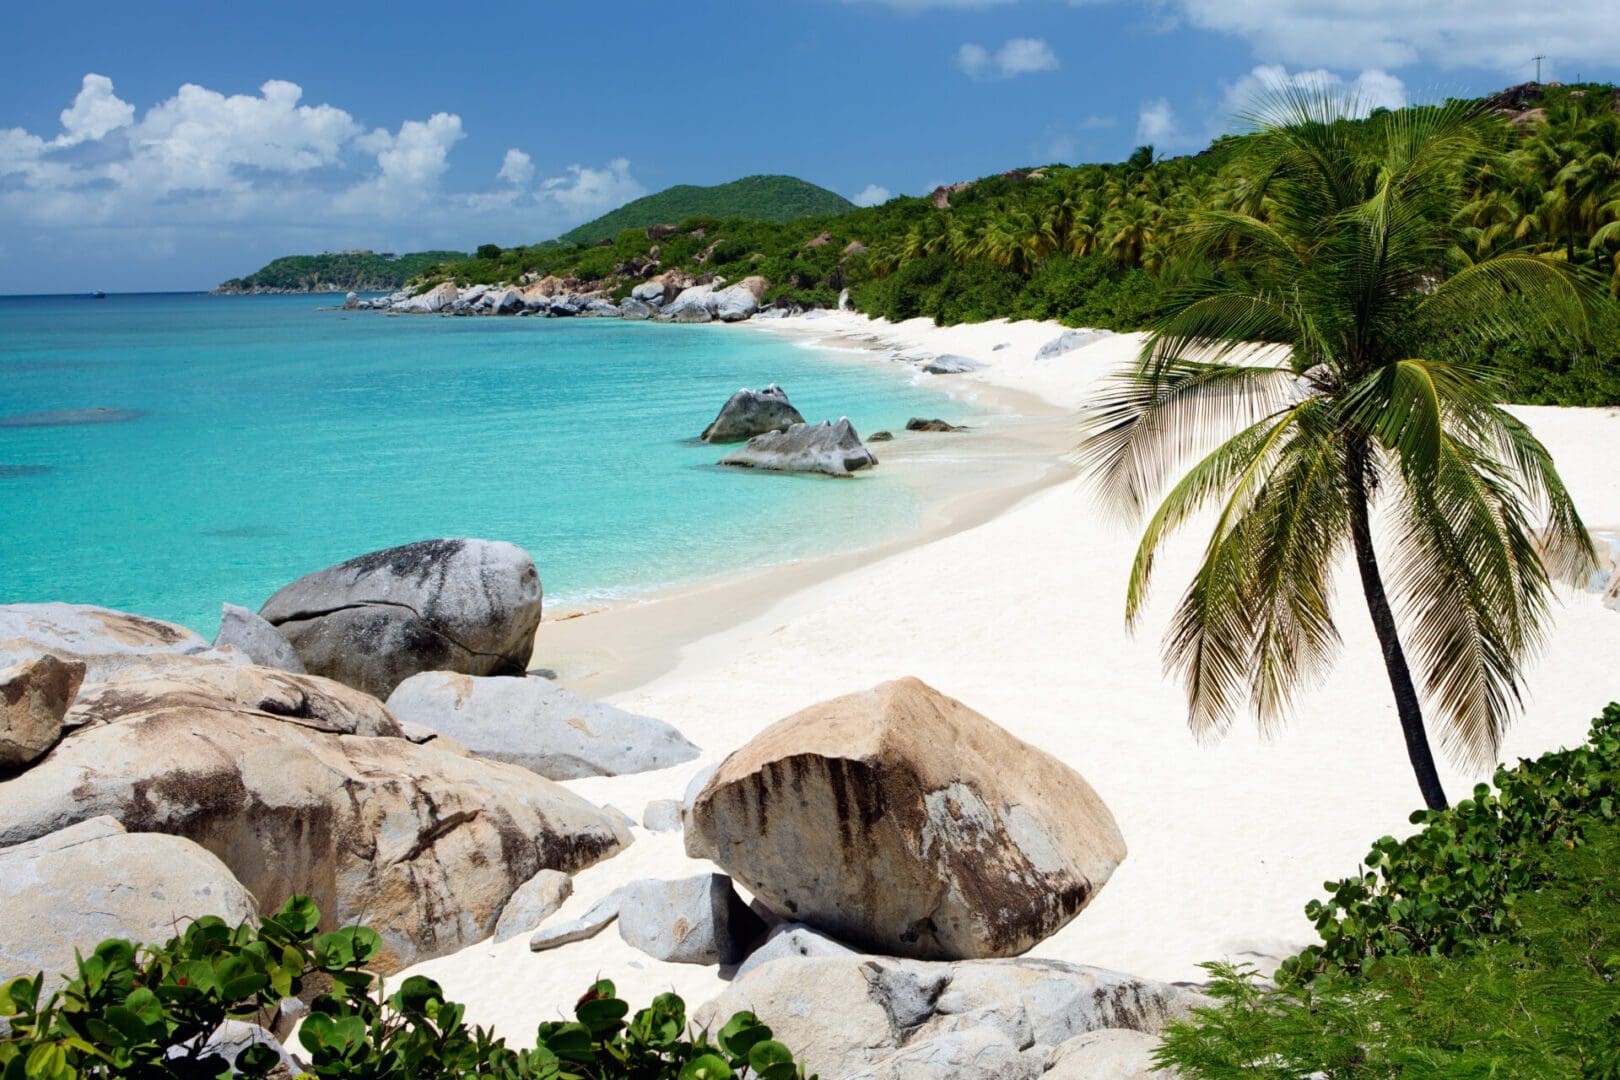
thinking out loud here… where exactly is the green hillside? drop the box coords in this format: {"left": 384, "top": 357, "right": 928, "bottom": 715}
{"left": 556, "top": 175, "right": 856, "bottom": 246}
{"left": 215, "top": 250, "right": 467, "bottom": 294}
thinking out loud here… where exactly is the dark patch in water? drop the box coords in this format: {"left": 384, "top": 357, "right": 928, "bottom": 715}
{"left": 0, "top": 465, "right": 52, "bottom": 478}
{"left": 204, "top": 525, "right": 286, "bottom": 539}
{"left": 0, "top": 407, "right": 147, "bottom": 428}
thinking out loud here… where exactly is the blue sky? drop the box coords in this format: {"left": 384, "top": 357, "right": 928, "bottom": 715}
{"left": 2, "top": 0, "right": 1617, "bottom": 292}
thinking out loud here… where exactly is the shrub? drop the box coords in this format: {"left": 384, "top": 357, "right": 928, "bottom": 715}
{"left": 1280, "top": 703, "right": 1620, "bottom": 982}
{"left": 476, "top": 244, "right": 503, "bottom": 261}
{"left": 0, "top": 896, "right": 814, "bottom": 1079}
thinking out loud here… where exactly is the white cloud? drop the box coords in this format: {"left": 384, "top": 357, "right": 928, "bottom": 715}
{"left": 852, "top": 184, "right": 892, "bottom": 207}
{"left": 56, "top": 74, "right": 134, "bottom": 146}
{"left": 956, "top": 37, "right": 1059, "bottom": 80}
{"left": 1219, "top": 63, "right": 1407, "bottom": 120}
{"left": 1169, "top": 0, "right": 1620, "bottom": 74}
{"left": 539, "top": 157, "right": 645, "bottom": 217}
{"left": 1134, "top": 98, "right": 1181, "bottom": 147}
{"left": 497, "top": 148, "right": 534, "bottom": 186}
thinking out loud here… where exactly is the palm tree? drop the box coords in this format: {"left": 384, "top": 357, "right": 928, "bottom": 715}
{"left": 1077, "top": 88, "right": 1597, "bottom": 809}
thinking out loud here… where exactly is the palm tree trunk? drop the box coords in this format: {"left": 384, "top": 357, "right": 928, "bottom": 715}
{"left": 1347, "top": 441, "right": 1449, "bottom": 810}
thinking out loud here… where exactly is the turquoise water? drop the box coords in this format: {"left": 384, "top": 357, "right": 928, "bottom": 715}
{"left": 0, "top": 293, "right": 958, "bottom": 637}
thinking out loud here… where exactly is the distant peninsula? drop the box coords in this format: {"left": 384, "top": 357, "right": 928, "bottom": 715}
{"left": 556, "top": 175, "right": 855, "bottom": 246}
{"left": 213, "top": 249, "right": 468, "bottom": 294}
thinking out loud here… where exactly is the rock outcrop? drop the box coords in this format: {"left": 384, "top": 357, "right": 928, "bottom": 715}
{"left": 398, "top": 281, "right": 458, "bottom": 314}
{"left": 0, "top": 673, "right": 630, "bottom": 971}
{"left": 686, "top": 677, "right": 1125, "bottom": 959}
{"left": 492, "top": 869, "right": 573, "bottom": 943}
{"left": 0, "top": 817, "right": 257, "bottom": 991}
{"left": 1043, "top": 1030, "right": 1174, "bottom": 1079}
{"left": 384, "top": 672, "right": 699, "bottom": 780}
{"left": 1034, "top": 329, "right": 1110, "bottom": 361}
{"left": 259, "top": 539, "right": 544, "bottom": 698}
{"left": 0, "top": 603, "right": 226, "bottom": 682}
{"left": 1, "top": 655, "right": 84, "bottom": 769}
{"left": 905, "top": 418, "right": 965, "bottom": 433}
{"left": 530, "top": 890, "right": 624, "bottom": 952}
{"left": 920, "top": 354, "right": 983, "bottom": 374}
{"left": 213, "top": 603, "right": 306, "bottom": 674}
{"left": 694, "top": 955, "right": 1203, "bottom": 1080}
{"left": 718, "top": 419, "right": 878, "bottom": 478}
{"left": 700, "top": 385, "right": 807, "bottom": 443}
{"left": 735, "top": 922, "right": 857, "bottom": 979}
{"left": 617, "top": 874, "right": 766, "bottom": 965}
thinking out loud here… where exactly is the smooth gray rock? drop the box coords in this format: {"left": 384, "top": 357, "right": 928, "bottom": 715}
{"left": 642, "top": 799, "right": 682, "bottom": 832}
{"left": 630, "top": 280, "right": 666, "bottom": 304}
{"left": 700, "top": 384, "right": 806, "bottom": 443}
{"left": 921, "top": 354, "right": 983, "bottom": 374}
{"left": 491, "top": 290, "right": 525, "bottom": 315}
{"left": 0, "top": 817, "right": 256, "bottom": 993}
{"left": 905, "top": 418, "right": 965, "bottom": 433}
{"left": 1044, "top": 1029, "right": 1173, "bottom": 1079}
{"left": 681, "top": 762, "right": 719, "bottom": 837}
{"left": 694, "top": 956, "right": 1204, "bottom": 1080}
{"left": 842, "top": 1029, "right": 1041, "bottom": 1080}
{"left": 1034, "top": 329, "right": 1109, "bottom": 361}
{"left": 619, "top": 298, "right": 654, "bottom": 320}
{"left": 259, "top": 539, "right": 543, "bottom": 699}
{"left": 735, "top": 922, "right": 858, "bottom": 979}
{"left": 718, "top": 419, "right": 877, "bottom": 478}
{"left": 550, "top": 294, "right": 586, "bottom": 316}
{"left": 712, "top": 284, "right": 760, "bottom": 322}
{"left": 617, "top": 874, "right": 766, "bottom": 965}
{"left": 396, "top": 281, "right": 458, "bottom": 313}
{"left": 530, "top": 890, "right": 624, "bottom": 951}
{"left": 661, "top": 284, "right": 717, "bottom": 318}
{"left": 668, "top": 307, "right": 714, "bottom": 324}
{"left": 0, "top": 654, "right": 84, "bottom": 768}
{"left": 213, "top": 603, "right": 306, "bottom": 674}
{"left": 342, "top": 292, "right": 360, "bottom": 310}
{"left": 493, "top": 869, "right": 573, "bottom": 943}
{"left": 385, "top": 671, "right": 700, "bottom": 780}
{"left": 584, "top": 299, "right": 620, "bottom": 316}
{"left": 0, "top": 603, "right": 226, "bottom": 683}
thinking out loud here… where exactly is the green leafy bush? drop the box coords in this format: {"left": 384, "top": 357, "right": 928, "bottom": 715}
{"left": 1280, "top": 703, "right": 1620, "bottom": 982}
{"left": 1156, "top": 821, "right": 1620, "bottom": 1077}
{"left": 0, "top": 896, "right": 813, "bottom": 1079}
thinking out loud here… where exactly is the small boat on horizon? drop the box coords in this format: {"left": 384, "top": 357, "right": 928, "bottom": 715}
{"left": 90, "top": 290, "right": 106, "bottom": 299}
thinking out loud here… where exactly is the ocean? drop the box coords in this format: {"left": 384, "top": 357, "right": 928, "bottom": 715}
{"left": 0, "top": 293, "right": 961, "bottom": 637}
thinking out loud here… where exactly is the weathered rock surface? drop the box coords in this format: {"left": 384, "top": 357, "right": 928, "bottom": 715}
{"left": 868, "top": 431, "right": 894, "bottom": 442}
{"left": 530, "top": 890, "right": 623, "bottom": 952}
{"left": 619, "top": 298, "right": 654, "bottom": 320}
{"left": 630, "top": 280, "right": 667, "bottom": 304}
{"left": 712, "top": 280, "right": 763, "bottom": 322}
{"left": 843, "top": 1029, "right": 1039, "bottom": 1080}
{"left": 661, "top": 284, "right": 718, "bottom": 319}
{"left": 718, "top": 419, "right": 878, "bottom": 478}
{"left": 686, "top": 677, "right": 1125, "bottom": 959}
{"left": 905, "top": 418, "right": 965, "bottom": 433}
{"left": 0, "top": 817, "right": 257, "bottom": 990}
{"left": 920, "top": 354, "right": 983, "bottom": 374}
{"left": 397, "top": 281, "right": 458, "bottom": 314}
{"left": 700, "top": 384, "right": 807, "bottom": 443}
{"left": 1034, "top": 328, "right": 1110, "bottom": 361}
{"left": 385, "top": 672, "right": 699, "bottom": 780}
{"left": 213, "top": 603, "right": 306, "bottom": 674}
{"left": 259, "top": 538, "right": 544, "bottom": 698}
{"left": 0, "top": 684, "right": 630, "bottom": 971}
{"left": 735, "top": 922, "right": 858, "bottom": 980}
{"left": 694, "top": 956, "right": 1203, "bottom": 1080}
{"left": 641, "top": 799, "right": 682, "bottom": 832}
{"left": 617, "top": 874, "right": 766, "bottom": 965}
{"left": 0, "top": 655, "right": 84, "bottom": 768}
{"left": 1044, "top": 1029, "right": 1173, "bottom": 1079}
{"left": 0, "top": 603, "right": 225, "bottom": 682}
{"left": 493, "top": 869, "right": 573, "bottom": 943}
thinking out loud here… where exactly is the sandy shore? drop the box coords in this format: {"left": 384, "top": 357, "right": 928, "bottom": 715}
{"left": 401, "top": 312, "right": 1620, "bottom": 1041}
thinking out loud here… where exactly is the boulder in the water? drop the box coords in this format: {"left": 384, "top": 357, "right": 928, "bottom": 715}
{"left": 701, "top": 384, "right": 806, "bottom": 443}
{"left": 258, "top": 539, "right": 543, "bottom": 698}
{"left": 718, "top": 419, "right": 877, "bottom": 478}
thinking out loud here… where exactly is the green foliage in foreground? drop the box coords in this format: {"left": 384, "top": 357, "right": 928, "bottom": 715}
{"left": 1156, "top": 822, "right": 1620, "bottom": 1078}
{"left": 0, "top": 895, "right": 812, "bottom": 1080}
{"left": 556, "top": 176, "right": 855, "bottom": 247}
{"left": 216, "top": 251, "right": 468, "bottom": 293}
{"left": 1282, "top": 704, "right": 1620, "bottom": 983}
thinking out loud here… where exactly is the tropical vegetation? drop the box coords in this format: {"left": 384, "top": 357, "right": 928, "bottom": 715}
{"left": 555, "top": 175, "right": 855, "bottom": 246}
{"left": 1156, "top": 703, "right": 1620, "bottom": 1077}
{"left": 215, "top": 251, "right": 468, "bottom": 295}
{"left": 1075, "top": 86, "right": 1598, "bottom": 810}
{"left": 0, "top": 895, "right": 812, "bottom": 1080}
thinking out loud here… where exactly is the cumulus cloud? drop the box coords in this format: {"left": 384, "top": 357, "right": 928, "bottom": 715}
{"left": 1170, "top": 0, "right": 1620, "bottom": 74}
{"left": 539, "top": 158, "right": 644, "bottom": 216}
{"left": 956, "top": 37, "right": 1059, "bottom": 80}
{"left": 497, "top": 148, "right": 534, "bottom": 186}
{"left": 852, "top": 184, "right": 892, "bottom": 207}
{"left": 56, "top": 74, "right": 134, "bottom": 146}
{"left": 1219, "top": 63, "right": 1407, "bottom": 120}
{"left": 1134, "top": 98, "right": 1182, "bottom": 147}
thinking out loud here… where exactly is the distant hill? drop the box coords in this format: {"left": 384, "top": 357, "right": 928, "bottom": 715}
{"left": 214, "top": 250, "right": 468, "bottom": 294}
{"left": 556, "top": 175, "right": 855, "bottom": 246}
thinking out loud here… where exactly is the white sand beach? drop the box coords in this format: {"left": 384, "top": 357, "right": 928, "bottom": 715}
{"left": 402, "top": 312, "right": 1620, "bottom": 1041}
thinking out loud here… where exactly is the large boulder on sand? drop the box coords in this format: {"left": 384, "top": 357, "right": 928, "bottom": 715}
{"left": 686, "top": 677, "right": 1125, "bottom": 959}
{"left": 385, "top": 671, "right": 700, "bottom": 780}
{"left": 718, "top": 419, "right": 877, "bottom": 478}
{"left": 712, "top": 279, "right": 764, "bottom": 322}
{"left": 0, "top": 817, "right": 257, "bottom": 991}
{"left": 0, "top": 603, "right": 228, "bottom": 682}
{"left": 213, "top": 603, "right": 306, "bottom": 673}
{"left": 700, "top": 384, "right": 807, "bottom": 443}
{"left": 693, "top": 955, "right": 1203, "bottom": 1080}
{"left": 0, "top": 668, "right": 631, "bottom": 971}
{"left": 1, "top": 655, "right": 84, "bottom": 769}
{"left": 259, "top": 539, "right": 544, "bottom": 698}
{"left": 617, "top": 873, "right": 766, "bottom": 965}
